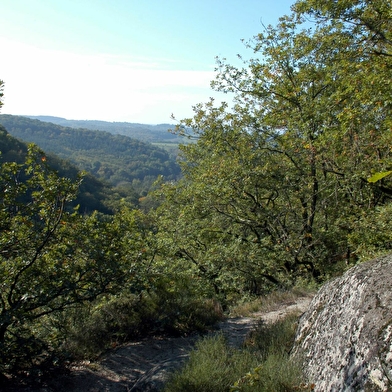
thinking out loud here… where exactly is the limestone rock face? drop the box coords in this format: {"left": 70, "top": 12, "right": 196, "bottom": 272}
{"left": 293, "top": 254, "right": 392, "bottom": 391}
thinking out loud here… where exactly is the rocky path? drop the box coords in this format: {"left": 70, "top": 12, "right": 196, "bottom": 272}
{"left": 19, "top": 296, "right": 312, "bottom": 392}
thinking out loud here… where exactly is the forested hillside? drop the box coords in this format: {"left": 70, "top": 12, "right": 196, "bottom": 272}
{"left": 0, "top": 125, "right": 137, "bottom": 213}
{"left": 0, "top": 114, "right": 181, "bottom": 195}
{"left": 24, "top": 115, "right": 184, "bottom": 144}
{"left": 1, "top": 0, "right": 392, "bottom": 389}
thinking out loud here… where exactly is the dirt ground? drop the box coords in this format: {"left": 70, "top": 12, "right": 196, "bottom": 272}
{"left": 6, "top": 295, "right": 312, "bottom": 392}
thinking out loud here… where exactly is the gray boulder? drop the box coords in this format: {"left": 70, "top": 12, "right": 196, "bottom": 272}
{"left": 293, "top": 254, "right": 392, "bottom": 391}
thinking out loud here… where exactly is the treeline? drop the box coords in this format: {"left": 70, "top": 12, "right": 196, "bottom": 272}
{"left": 0, "top": 114, "right": 181, "bottom": 196}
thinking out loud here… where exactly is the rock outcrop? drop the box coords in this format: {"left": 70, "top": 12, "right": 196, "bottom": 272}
{"left": 293, "top": 254, "right": 392, "bottom": 391}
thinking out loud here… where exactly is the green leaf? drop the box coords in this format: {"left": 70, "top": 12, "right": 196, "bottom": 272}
{"left": 367, "top": 171, "right": 392, "bottom": 183}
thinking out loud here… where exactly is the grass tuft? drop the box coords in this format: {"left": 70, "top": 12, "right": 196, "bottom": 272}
{"left": 164, "top": 334, "right": 258, "bottom": 392}
{"left": 164, "top": 309, "right": 309, "bottom": 392}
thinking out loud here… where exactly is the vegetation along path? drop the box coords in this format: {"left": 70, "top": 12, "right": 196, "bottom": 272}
{"left": 27, "top": 294, "right": 312, "bottom": 392}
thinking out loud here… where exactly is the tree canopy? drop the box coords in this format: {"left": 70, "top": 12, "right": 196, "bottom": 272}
{"left": 154, "top": 0, "right": 392, "bottom": 295}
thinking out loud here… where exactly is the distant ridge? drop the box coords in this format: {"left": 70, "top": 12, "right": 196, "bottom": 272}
{"left": 24, "top": 115, "right": 183, "bottom": 144}
{"left": 0, "top": 114, "right": 181, "bottom": 194}
{"left": 24, "top": 115, "right": 68, "bottom": 122}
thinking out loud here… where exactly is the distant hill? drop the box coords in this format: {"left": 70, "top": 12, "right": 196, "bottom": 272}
{"left": 24, "top": 115, "right": 184, "bottom": 144}
{"left": 0, "top": 115, "right": 181, "bottom": 196}
{"left": 0, "top": 124, "right": 136, "bottom": 214}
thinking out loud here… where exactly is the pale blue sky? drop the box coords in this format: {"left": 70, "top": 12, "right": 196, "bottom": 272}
{"left": 1, "top": 0, "right": 295, "bottom": 124}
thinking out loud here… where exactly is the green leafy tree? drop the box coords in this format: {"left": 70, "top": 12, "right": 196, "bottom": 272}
{"left": 291, "top": 0, "right": 392, "bottom": 257}
{"left": 0, "top": 145, "right": 138, "bottom": 374}
{"left": 293, "top": 0, "right": 392, "bottom": 53}
{"left": 156, "top": 0, "right": 392, "bottom": 296}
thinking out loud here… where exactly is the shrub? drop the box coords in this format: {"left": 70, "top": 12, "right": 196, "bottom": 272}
{"left": 60, "top": 283, "right": 224, "bottom": 360}
{"left": 58, "top": 293, "right": 158, "bottom": 359}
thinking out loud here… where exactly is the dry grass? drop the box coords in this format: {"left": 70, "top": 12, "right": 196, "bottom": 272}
{"left": 229, "top": 287, "right": 315, "bottom": 318}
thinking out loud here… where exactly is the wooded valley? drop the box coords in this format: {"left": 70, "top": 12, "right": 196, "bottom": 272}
{"left": 0, "top": 114, "right": 182, "bottom": 200}
{"left": 1, "top": 0, "right": 391, "bottom": 389}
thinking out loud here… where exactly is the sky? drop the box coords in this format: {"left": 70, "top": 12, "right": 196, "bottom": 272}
{"left": 1, "top": 0, "right": 295, "bottom": 124}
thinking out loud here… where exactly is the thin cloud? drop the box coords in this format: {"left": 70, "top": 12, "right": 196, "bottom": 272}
{"left": 0, "top": 37, "right": 219, "bottom": 123}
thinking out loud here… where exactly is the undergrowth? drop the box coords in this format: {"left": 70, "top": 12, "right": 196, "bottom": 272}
{"left": 163, "top": 333, "right": 258, "bottom": 392}
{"left": 59, "top": 286, "right": 223, "bottom": 360}
{"left": 164, "top": 308, "right": 313, "bottom": 392}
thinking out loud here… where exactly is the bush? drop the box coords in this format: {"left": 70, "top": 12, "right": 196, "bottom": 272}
{"left": 60, "top": 282, "right": 224, "bottom": 360}
{"left": 348, "top": 203, "right": 392, "bottom": 261}
{"left": 58, "top": 293, "right": 157, "bottom": 359}
{"left": 147, "top": 276, "right": 224, "bottom": 335}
